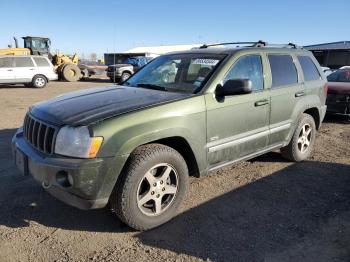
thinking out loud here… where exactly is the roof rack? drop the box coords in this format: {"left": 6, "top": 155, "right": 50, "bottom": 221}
{"left": 199, "top": 40, "right": 266, "bottom": 49}
{"left": 199, "top": 41, "right": 300, "bottom": 49}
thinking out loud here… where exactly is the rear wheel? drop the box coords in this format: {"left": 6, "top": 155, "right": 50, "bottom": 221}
{"left": 281, "top": 113, "right": 316, "bottom": 162}
{"left": 111, "top": 144, "right": 189, "bottom": 231}
{"left": 32, "top": 75, "right": 47, "bottom": 88}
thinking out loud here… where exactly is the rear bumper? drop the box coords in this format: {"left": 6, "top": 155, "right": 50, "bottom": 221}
{"left": 12, "top": 128, "right": 129, "bottom": 210}
{"left": 326, "top": 94, "right": 350, "bottom": 116}
{"left": 46, "top": 73, "right": 58, "bottom": 81}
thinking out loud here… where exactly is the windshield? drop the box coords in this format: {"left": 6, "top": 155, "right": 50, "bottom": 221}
{"left": 124, "top": 54, "right": 225, "bottom": 93}
{"left": 122, "top": 56, "right": 148, "bottom": 67}
{"left": 327, "top": 70, "right": 350, "bottom": 83}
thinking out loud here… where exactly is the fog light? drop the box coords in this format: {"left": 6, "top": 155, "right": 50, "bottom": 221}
{"left": 56, "top": 171, "right": 72, "bottom": 188}
{"left": 67, "top": 173, "right": 74, "bottom": 186}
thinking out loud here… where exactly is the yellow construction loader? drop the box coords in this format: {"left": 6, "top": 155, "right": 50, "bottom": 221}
{"left": 0, "top": 36, "right": 82, "bottom": 82}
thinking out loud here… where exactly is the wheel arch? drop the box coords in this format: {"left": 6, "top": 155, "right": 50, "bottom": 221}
{"left": 32, "top": 74, "right": 48, "bottom": 82}
{"left": 303, "top": 107, "right": 321, "bottom": 130}
{"left": 144, "top": 137, "right": 200, "bottom": 178}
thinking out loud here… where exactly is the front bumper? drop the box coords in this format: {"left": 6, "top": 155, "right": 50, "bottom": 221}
{"left": 12, "top": 129, "right": 129, "bottom": 210}
{"left": 326, "top": 93, "right": 350, "bottom": 116}
{"left": 107, "top": 71, "right": 122, "bottom": 79}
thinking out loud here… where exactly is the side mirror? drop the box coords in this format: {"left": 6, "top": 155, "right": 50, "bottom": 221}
{"left": 216, "top": 79, "right": 252, "bottom": 97}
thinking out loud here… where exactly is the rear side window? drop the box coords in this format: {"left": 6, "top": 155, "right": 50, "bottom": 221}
{"left": 224, "top": 55, "right": 264, "bottom": 91}
{"left": 15, "top": 57, "right": 34, "bottom": 67}
{"left": 268, "top": 54, "right": 298, "bottom": 88}
{"left": 33, "top": 57, "right": 50, "bottom": 67}
{"left": 298, "top": 56, "right": 321, "bottom": 81}
{"left": 0, "top": 57, "right": 13, "bottom": 68}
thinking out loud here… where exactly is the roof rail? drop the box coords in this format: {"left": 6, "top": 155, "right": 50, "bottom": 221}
{"left": 199, "top": 40, "right": 267, "bottom": 49}
{"left": 199, "top": 41, "right": 300, "bottom": 49}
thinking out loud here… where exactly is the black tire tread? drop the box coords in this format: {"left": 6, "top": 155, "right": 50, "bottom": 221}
{"left": 111, "top": 143, "right": 188, "bottom": 231}
{"left": 281, "top": 113, "right": 316, "bottom": 162}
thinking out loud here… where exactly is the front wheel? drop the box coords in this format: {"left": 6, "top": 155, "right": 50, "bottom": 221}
{"left": 110, "top": 144, "right": 189, "bottom": 231}
{"left": 281, "top": 113, "right": 316, "bottom": 162}
{"left": 120, "top": 72, "right": 131, "bottom": 82}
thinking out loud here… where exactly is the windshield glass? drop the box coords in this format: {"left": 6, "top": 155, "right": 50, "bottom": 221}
{"left": 327, "top": 70, "right": 350, "bottom": 82}
{"left": 124, "top": 54, "right": 225, "bottom": 93}
{"left": 121, "top": 56, "right": 148, "bottom": 67}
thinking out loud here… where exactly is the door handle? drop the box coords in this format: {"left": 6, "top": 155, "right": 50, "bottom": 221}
{"left": 7, "top": 69, "right": 13, "bottom": 71}
{"left": 254, "top": 99, "right": 269, "bottom": 107}
{"left": 29, "top": 68, "right": 35, "bottom": 70}
{"left": 295, "top": 91, "right": 305, "bottom": 97}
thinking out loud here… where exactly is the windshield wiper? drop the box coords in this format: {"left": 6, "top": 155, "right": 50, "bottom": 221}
{"left": 136, "top": 83, "right": 168, "bottom": 91}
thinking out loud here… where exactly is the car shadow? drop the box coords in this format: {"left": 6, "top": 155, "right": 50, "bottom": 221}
{"left": 137, "top": 161, "right": 350, "bottom": 262}
{"left": 1, "top": 126, "right": 350, "bottom": 260}
{"left": 0, "top": 84, "right": 28, "bottom": 89}
{"left": 324, "top": 114, "right": 349, "bottom": 124}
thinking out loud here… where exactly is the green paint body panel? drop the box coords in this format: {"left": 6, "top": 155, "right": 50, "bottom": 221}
{"left": 12, "top": 46, "right": 327, "bottom": 209}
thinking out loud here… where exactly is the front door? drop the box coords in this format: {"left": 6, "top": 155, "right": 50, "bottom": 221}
{"left": 206, "top": 54, "right": 270, "bottom": 166}
{"left": 0, "top": 57, "right": 15, "bottom": 83}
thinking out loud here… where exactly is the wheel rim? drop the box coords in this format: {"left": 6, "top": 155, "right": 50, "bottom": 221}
{"left": 35, "top": 78, "right": 45, "bottom": 87}
{"left": 122, "top": 74, "right": 130, "bottom": 81}
{"left": 137, "top": 163, "right": 178, "bottom": 216}
{"left": 297, "top": 123, "right": 312, "bottom": 153}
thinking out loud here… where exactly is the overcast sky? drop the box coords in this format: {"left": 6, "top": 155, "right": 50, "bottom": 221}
{"left": 1, "top": 0, "right": 349, "bottom": 58}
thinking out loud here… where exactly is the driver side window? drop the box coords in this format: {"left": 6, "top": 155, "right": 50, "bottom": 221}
{"left": 224, "top": 55, "right": 264, "bottom": 92}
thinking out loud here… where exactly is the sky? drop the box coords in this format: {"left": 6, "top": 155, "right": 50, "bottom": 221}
{"left": 1, "top": 0, "right": 349, "bottom": 59}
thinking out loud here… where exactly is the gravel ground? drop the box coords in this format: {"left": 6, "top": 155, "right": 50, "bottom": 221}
{"left": 0, "top": 80, "right": 349, "bottom": 262}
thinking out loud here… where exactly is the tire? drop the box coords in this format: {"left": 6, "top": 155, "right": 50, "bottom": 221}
{"left": 61, "top": 64, "right": 81, "bottom": 82}
{"left": 111, "top": 144, "right": 189, "bottom": 231}
{"left": 120, "top": 72, "right": 131, "bottom": 82}
{"left": 31, "top": 75, "right": 47, "bottom": 88}
{"left": 280, "top": 113, "right": 316, "bottom": 162}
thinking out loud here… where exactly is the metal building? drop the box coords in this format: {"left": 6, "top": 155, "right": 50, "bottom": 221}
{"left": 304, "top": 41, "right": 350, "bottom": 69}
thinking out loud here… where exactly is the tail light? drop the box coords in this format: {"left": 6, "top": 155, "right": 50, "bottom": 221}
{"left": 324, "top": 83, "right": 328, "bottom": 95}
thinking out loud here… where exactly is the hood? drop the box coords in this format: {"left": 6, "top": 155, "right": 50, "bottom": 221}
{"left": 30, "top": 86, "right": 191, "bottom": 126}
{"left": 328, "top": 82, "right": 350, "bottom": 94}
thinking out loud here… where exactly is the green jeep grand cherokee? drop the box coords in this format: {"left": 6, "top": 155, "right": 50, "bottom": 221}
{"left": 12, "top": 41, "right": 327, "bottom": 230}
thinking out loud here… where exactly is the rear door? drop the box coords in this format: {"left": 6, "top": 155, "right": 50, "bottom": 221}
{"left": 32, "top": 57, "right": 53, "bottom": 77}
{"left": 0, "top": 57, "right": 15, "bottom": 83}
{"left": 267, "top": 53, "right": 304, "bottom": 146}
{"left": 13, "top": 57, "right": 36, "bottom": 83}
{"left": 297, "top": 55, "right": 325, "bottom": 104}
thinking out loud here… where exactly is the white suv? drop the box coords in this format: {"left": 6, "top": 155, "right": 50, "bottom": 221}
{"left": 0, "top": 55, "right": 58, "bottom": 88}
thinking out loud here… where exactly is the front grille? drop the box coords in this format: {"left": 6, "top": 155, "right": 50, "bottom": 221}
{"left": 23, "top": 114, "right": 58, "bottom": 154}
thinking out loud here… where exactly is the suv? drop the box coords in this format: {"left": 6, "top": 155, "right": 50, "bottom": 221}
{"left": 106, "top": 56, "right": 153, "bottom": 82}
{"left": 0, "top": 55, "right": 57, "bottom": 88}
{"left": 12, "top": 41, "right": 327, "bottom": 230}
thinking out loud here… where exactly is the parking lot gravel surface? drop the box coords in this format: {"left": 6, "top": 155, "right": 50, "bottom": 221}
{"left": 0, "top": 80, "right": 349, "bottom": 262}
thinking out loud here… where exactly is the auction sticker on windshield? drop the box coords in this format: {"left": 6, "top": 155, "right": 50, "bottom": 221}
{"left": 192, "top": 59, "right": 219, "bottom": 66}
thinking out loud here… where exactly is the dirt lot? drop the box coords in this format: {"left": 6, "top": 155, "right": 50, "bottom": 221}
{"left": 0, "top": 80, "right": 349, "bottom": 262}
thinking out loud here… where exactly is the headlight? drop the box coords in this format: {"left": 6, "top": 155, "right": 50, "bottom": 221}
{"left": 55, "top": 126, "right": 103, "bottom": 158}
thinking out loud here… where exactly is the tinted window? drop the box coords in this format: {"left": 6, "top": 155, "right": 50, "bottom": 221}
{"left": 298, "top": 56, "right": 320, "bottom": 81}
{"left": 224, "top": 55, "right": 264, "bottom": 91}
{"left": 327, "top": 70, "right": 350, "bottom": 83}
{"left": 33, "top": 57, "right": 50, "bottom": 67}
{"left": 15, "top": 57, "right": 34, "bottom": 67}
{"left": 268, "top": 55, "right": 298, "bottom": 87}
{"left": 0, "top": 57, "right": 13, "bottom": 68}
